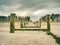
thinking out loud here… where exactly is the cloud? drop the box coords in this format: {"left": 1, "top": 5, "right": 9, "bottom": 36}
{"left": 0, "top": 0, "right": 19, "bottom": 6}
{"left": 0, "top": 0, "right": 60, "bottom": 21}
{"left": 18, "top": 0, "right": 59, "bottom": 9}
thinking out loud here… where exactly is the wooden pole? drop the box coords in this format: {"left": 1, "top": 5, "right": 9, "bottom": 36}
{"left": 47, "top": 15, "right": 50, "bottom": 32}
{"left": 10, "top": 13, "right": 16, "bottom": 33}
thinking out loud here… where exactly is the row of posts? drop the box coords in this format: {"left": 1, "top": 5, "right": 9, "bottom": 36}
{"left": 10, "top": 13, "right": 50, "bottom": 33}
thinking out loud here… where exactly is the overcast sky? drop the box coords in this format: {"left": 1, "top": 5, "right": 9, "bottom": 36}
{"left": 0, "top": 0, "right": 60, "bottom": 21}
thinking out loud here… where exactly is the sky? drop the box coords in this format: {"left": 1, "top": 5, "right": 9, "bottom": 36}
{"left": 0, "top": 0, "right": 60, "bottom": 21}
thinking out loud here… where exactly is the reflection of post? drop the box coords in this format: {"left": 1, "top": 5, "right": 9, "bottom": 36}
{"left": 10, "top": 13, "right": 16, "bottom": 33}
{"left": 47, "top": 15, "right": 50, "bottom": 32}
{"left": 39, "top": 19, "right": 41, "bottom": 28}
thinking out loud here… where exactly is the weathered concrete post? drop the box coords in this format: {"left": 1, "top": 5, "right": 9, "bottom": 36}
{"left": 10, "top": 13, "right": 16, "bottom": 33}
{"left": 47, "top": 15, "right": 50, "bottom": 32}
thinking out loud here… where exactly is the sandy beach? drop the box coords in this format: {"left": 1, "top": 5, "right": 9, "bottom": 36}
{"left": 0, "top": 22, "right": 60, "bottom": 45}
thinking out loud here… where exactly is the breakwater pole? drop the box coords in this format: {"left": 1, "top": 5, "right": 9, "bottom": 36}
{"left": 10, "top": 13, "right": 16, "bottom": 33}
{"left": 20, "top": 17, "right": 26, "bottom": 28}
{"left": 39, "top": 19, "right": 41, "bottom": 28}
{"left": 20, "top": 17, "right": 24, "bottom": 28}
{"left": 47, "top": 15, "right": 50, "bottom": 33}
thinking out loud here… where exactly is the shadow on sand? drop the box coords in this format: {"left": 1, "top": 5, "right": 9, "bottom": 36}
{"left": 47, "top": 32, "right": 60, "bottom": 45}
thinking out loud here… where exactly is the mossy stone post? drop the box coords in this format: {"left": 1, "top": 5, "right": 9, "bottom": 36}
{"left": 39, "top": 19, "right": 41, "bottom": 28}
{"left": 36, "top": 21, "right": 38, "bottom": 27}
{"left": 10, "top": 13, "right": 16, "bottom": 33}
{"left": 20, "top": 17, "right": 24, "bottom": 28}
{"left": 23, "top": 18, "right": 26, "bottom": 28}
{"left": 47, "top": 15, "right": 50, "bottom": 33}
{"left": 22, "top": 18, "right": 25, "bottom": 28}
